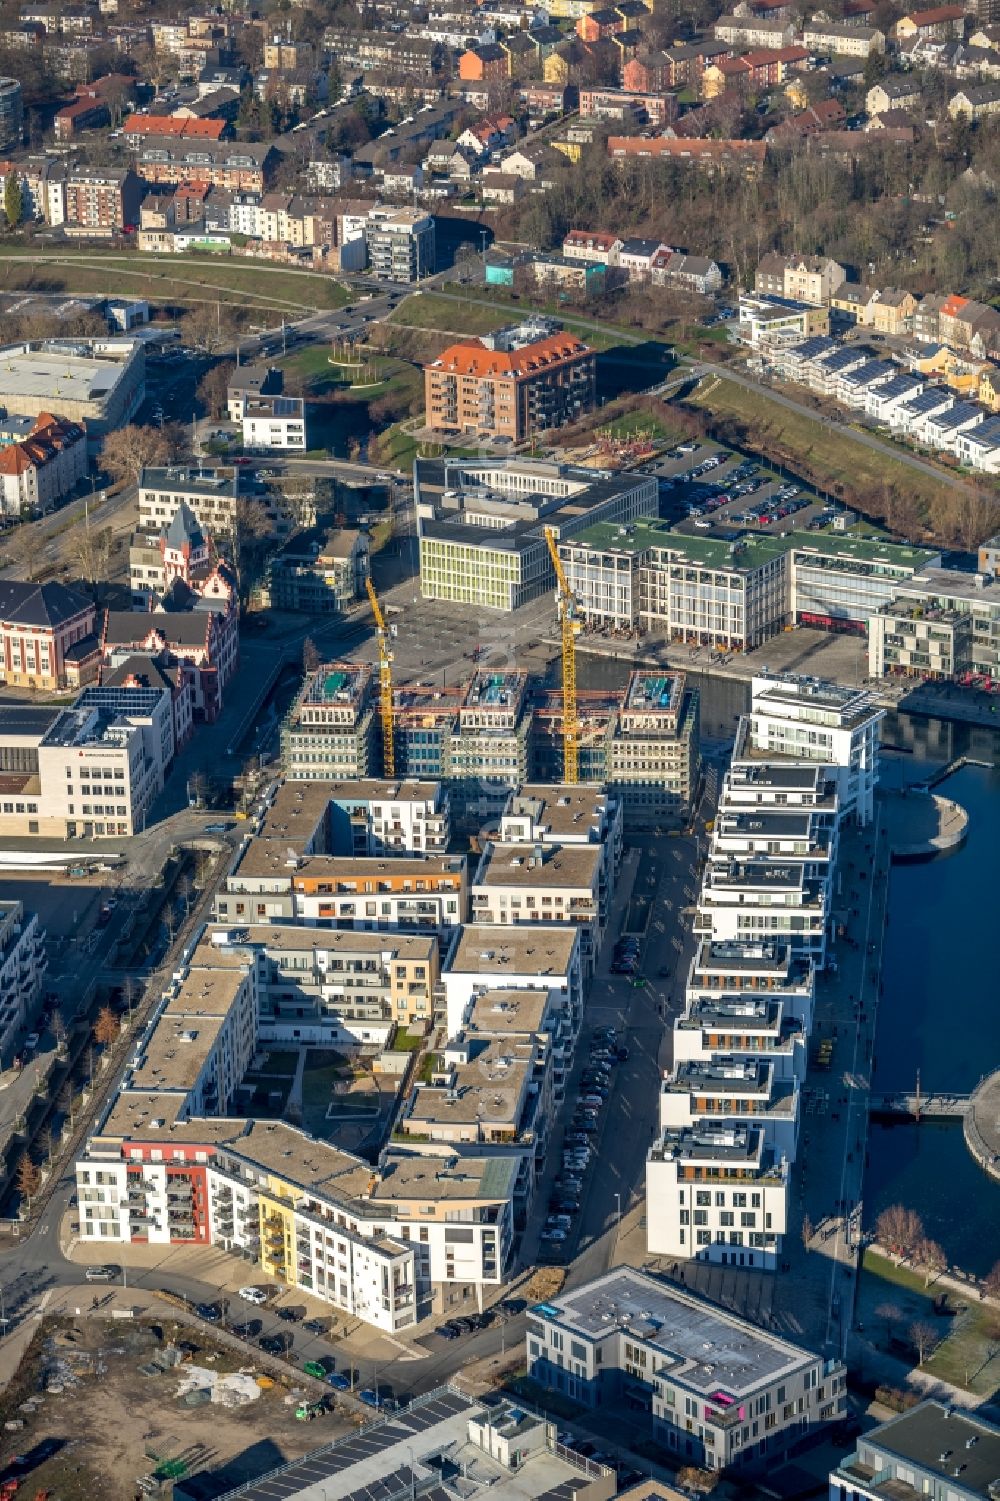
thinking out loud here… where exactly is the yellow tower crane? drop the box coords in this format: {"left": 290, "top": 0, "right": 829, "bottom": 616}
{"left": 365, "top": 576, "right": 395, "bottom": 777}
{"left": 544, "top": 526, "right": 581, "bottom": 784}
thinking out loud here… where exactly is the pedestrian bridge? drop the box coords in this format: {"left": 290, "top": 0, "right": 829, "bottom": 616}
{"left": 869, "top": 1093, "right": 970, "bottom": 1119}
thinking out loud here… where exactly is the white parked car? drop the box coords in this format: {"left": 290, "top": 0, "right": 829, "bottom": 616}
{"left": 238, "top": 1286, "right": 268, "bottom": 1305}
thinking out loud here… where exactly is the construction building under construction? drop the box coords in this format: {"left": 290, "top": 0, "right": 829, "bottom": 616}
{"left": 287, "top": 665, "right": 699, "bottom": 832}
{"left": 280, "top": 662, "right": 377, "bottom": 781}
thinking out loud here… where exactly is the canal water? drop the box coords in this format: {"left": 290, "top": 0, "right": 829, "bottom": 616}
{"left": 578, "top": 653, "right": 1000, "bottom": 1275}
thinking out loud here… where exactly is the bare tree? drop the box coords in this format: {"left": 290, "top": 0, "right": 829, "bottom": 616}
{"left": 67, "top": 521, "right": 112, "bottom": 592}
{"left": 121, "top": 975, "right": 140, "bottom": 1021}
{"left": 916, "top": 1238, "right": 947, "bottom": 1287}
{"left": 181, "top": 301, "right": 240, "bottom": 355}
{"left": 51, "top": 1007, "right": 68, "bottom": 1052}
{"left": 984, "top": 1260, "right": 1000, "bottom": 1300}
{"left": 801, "top": 1213, "right": 814, "bottom": 1251}
{"left": 197, "top": 361, "right": 235, "bottom": 421}
{"left": 875, "top": 1205, "right": 925, "bottom": 1259}
{"left": 101, "top": 424, "right": 172, "bottom": 486}
{"left": 875, "top": 1300, "right": 903, "bottom": 1344}
{"left": 910, "top": 1320, "right": 937, "bottom": 1365}
{"left": 57, "top": 1078, "right": 75, "bottom": 1129}
{"left": 303, "top": 636, "right": 320, "bottom": 674}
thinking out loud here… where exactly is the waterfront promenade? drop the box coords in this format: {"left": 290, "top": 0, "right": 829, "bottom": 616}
{"left": 965, "top": 1070, "right": 1000, "bottom": 1184}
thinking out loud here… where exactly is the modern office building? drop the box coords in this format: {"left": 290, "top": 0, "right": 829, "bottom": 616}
{"left": 526, "top": 1267, "right": 847, "bottom": 1467}
{"left": 281, "top": 662, "right": 377, "bottom": 781}
{"left": 415, "top": 456, "right": 657, "bottom": 611}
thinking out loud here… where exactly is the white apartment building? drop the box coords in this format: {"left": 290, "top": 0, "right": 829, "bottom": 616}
{"left": 526, "top": 1267, "right": 846, "bottom": 1466}
{"left": 711, "top": 804, "right": 838, "bottom": 879}
{"left": 0, "top": 901, "right": 46, "bottom": 1066}
{"left": 137, "top": 465, "right": 241, "bottom": 538}
{"left": 739, "top": 674, "right": 884, "bottom": 826}
{"left": 646, "top": 1122, "right": 790, "bottom": 1270}
{"left": 685, "top": 936, "right": 816, "bottom": 1033}
{"left": 76, "top": 943, "right": 518, "bottom": 1327}
{"left": 695, "top": 856, "right": 830, "bottom": 963}
{"left": 240, "top": 393, "right": 307, "bottom": 451}
{"left": 659, "top": 1059, "right": 800, "bottom": 1166}
{"left": 218, "top": 849, "right": 467, "bottom": 937}
{"left": 673, "top": 994, "right": 807, "bottom": 1084}
{"left": 321, "top": 778, "right": 451, "bottom": 857}
{"left": 199, "top": 923, "right": 440, "bottom": 1047}
{"left": 442, "top": 924, "right": 583, "bottom": 1096}
{"left": 470, "top": 841, "right": 608, "bottom": 975}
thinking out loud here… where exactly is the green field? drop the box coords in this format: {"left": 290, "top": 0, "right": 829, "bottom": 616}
{"left": 389, "top": 292, "right": 512, "bottom": 338}
{"left": 860, "top": 1250, "right": 1000, "bottom": 1398}
{"left": 0, "top": 249, "right": 349, "bottom": 313}
{"left": 688, "top": 374, "right": 962, "bottom": 514}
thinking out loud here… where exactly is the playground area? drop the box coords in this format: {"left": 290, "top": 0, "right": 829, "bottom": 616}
{"left": 0, "top": 1317, "right": 349, "bottom": 1501}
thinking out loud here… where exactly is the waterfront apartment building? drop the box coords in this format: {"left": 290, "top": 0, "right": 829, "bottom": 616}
{"left": 424, "top": 331, "right": 596, "bottom": 442}
{"left": 415, "top": 456, "right": 656, "bottom": 612}
{"left": 526, "top": 1267, "right": 847, "bottom": 1467}
{"left": 315, "top": 778, "right": 451, "bottom": 858}
{"left": 280, "top": 663, "right": 377, "bottom": 781}
{"left": 608, "top": 670, "right": 700, "bottom": 827}
{"left": 739, "top": 674, "right": 884, "bottom": 826}
{"left": 867, "top": 567, "right": 1000, "bottom": 683}
{"left": 0, "top": 901, "right": 46, "bottom": 1066}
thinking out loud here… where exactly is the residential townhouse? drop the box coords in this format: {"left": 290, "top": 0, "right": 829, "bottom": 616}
{"left": 895, "top": 3, "right": 965, "bottom": 39}
{"left": 650, "top": 249, "right": 724, "bottom": 294}
{"left": 63, "top": 166, "right": 142, "bottom": 233}
{"left": 606, "top": 136, "right": 768, "bottom": 173}
{"left": 948, "top": 80, "right": 1000, "bottom": 116}
{"left": 714, "top": 13, "right": 794, "bottom": 46}
{"left": 801, "top": 20, "right": 885, "bottom": 53}
{"left": 562, "top": 229, "right": 623, "bottom": 264}
{"left": 0, "top": 413, "right": 87, "bottom": 516}
{"left": 754, "top": 253, "right": 847, "bottom": 305}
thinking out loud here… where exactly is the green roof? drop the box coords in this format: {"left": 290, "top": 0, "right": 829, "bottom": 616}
{"left": 568, "top": 518, "right": 938, "bottom": 575}
{"left": 785, "top": 530, "right": 938, "bottom": 570}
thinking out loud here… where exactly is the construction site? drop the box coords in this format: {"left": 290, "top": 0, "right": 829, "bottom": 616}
{"left": 0, "top": 1315, "right": 351, "bottom": 1501}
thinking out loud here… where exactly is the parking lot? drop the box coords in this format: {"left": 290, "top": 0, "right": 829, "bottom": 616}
{"left": 640, "top": 441, "right": 847, "bottom": 538}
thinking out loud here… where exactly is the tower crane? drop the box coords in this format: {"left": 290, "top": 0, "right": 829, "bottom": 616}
{"left": 544, "top": 526, "right": 580, "bottom": 784}
{"left": 365, "top": 576, "right": 395, "bottom": 777}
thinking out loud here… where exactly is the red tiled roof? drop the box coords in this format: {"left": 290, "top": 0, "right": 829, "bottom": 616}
{"left": 430, "top": 331, "right": 591, "bottom": 378}
{"left": 123, "top": 113, "right": 225, "bottom": 139}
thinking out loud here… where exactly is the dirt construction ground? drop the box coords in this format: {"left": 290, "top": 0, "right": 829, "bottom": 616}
{"left": 0, "top": 1316, "right": 354, "bottom": 1501}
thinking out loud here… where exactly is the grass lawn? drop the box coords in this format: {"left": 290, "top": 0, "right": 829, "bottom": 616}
{"left": 256, "top": 1049, "right": 298, "bottom": 1076}
{"left": 688, "top": 375, "right": 961, "bottom": 513}
{"left": 416, "top": 1052, "right": 440, "bottom": 1084}
{"left": 860, "top": 1250, "right": 1000, "bottom": 1397}
{"left": 0, "top": 249, "right": 348, "bottom": 313}
{"left": 389, "top": 293, "right": 511, "bottom": 338}
{"left": 392, "top": 1029, "right": 423, "bottom": 1052}
{"left": 602, "top": 409, "right": 676, "bottom": 442}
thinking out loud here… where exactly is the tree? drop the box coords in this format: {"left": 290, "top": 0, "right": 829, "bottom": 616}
{"left": 916, "top": 1238, "right": 947, "bottom": 1287}
{"left": 94, "top": 1004, "right": 119, "bottom": 1049}
{"left": 231, "top": 494, "right": 273, "bottom": 604}
{"left": 15, "top": 1152, "right": 40, "bottom": 1211}
{"left": 3, "top": 174, "right": 22, "bottom": 229}
{"left": 181, "top": 301, "right": 240, "bottom": 355}
{"left": 875, "top": 1300, "right": 903, "bottom": 1344}
{"left": 67, "top": 520, "right": 112, "bottom": 593}
{"left": 303, "top": 636, "right": 320, "bottom": 674}
{"left": 801, "top": 1213, "right": 814, "bottom": 1250}
{"left": 57, "top": 1078, "right": 75, "bottom": 1129}
{"left": 101, "top": 424, "right": 171, "bottom": 486}
{"left": 875, "top": 1204, "right": 925, "bottom": 1259}
{"left": 909, "top": 1320, "right": 937, "bottom": 1365}
{"left": 984, "top": 1260, "right": 1000, "bottom": 1300}
{"left": 197, "top": 360, "right": 235, "bottom": 421}
{"left": 51, "top": 1007, "right": 67, "bottom": 1052}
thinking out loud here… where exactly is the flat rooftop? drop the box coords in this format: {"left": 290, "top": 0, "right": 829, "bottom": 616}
{"left": 195, "top": 925, "right": 437, "bottom": 965}
{"left": 531, "top": 1267, "right": 812, "bottom": 1395}
{"left": 466, "top": 988, "right": 552, "bottom": 1036}
{"left": 407, "top": 1042, "right": 533, "bottom": 1129}
{"left": 140, "top": 465, "right": 238, "bottom": 498}
{"left": 505, "top": 784, "right": 610, "bottom": 840}
{"left": 835, "top": 1401, "right": 1000, "bottom": 1501}
{"left": 447, "top": 925, "right": 578, "bottom": 976}
{"left": 298, "top": 662, "right": 373, "bottom": 707}
{"left": 623, "top": 670, "right": 683, "bottom": 716}
{"left": 0, "top": 341, "right": 136, "bottom": 404}
{"left": 208, "top": 1387, "right": 603, "bottom": 1501}
{"left": 373, "top": 1153, "right": 519, "bottom": 1204}
{"left": 477, "top": 843, "right": 601, "bottom": 888}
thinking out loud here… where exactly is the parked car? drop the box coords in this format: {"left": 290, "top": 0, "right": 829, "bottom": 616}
{"left": 85, "top": 1265, "right": 119, "bottom": 1282}
{"left": 231, "top": 1319, "right": 261, "bottom": 1339}
{"left": 196, "top": 1302, "right": 224, "bottom": 1322}
{"left": 437, "top": 1322, "right": 461, "bottom": 1340}
{"left": 238, "top": 1286, "right": 268, "bottom": 1305}
{"left": 259, "top": 1334, "right": 292, "bottom": 1355}
{"left": 276, "top": 1306, "right": 301, "bottom": 1322}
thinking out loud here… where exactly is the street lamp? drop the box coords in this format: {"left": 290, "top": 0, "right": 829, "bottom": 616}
{"left": 614, "top": 1193, "right": 621, "bottom": 1230}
